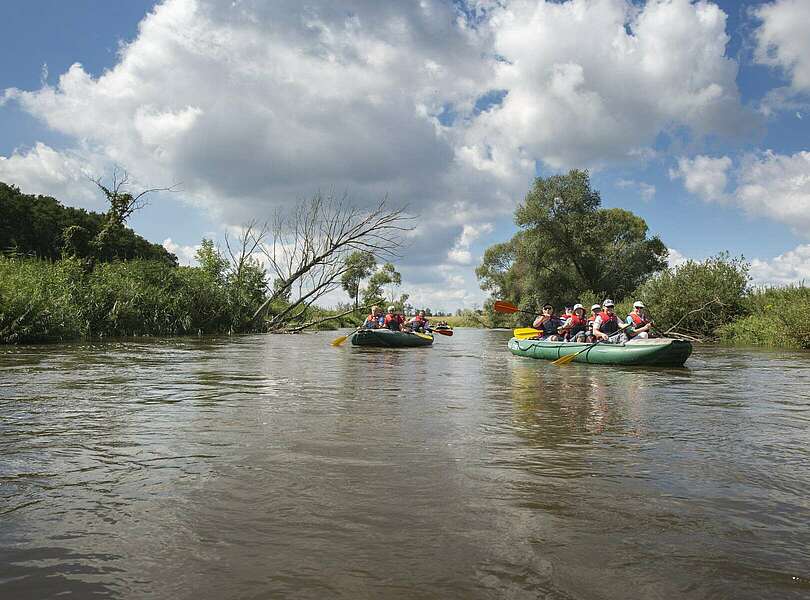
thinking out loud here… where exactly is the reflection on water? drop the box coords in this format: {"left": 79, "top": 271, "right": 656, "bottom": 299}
{"left": 1, "top": 331, "right": 809, "bottom": 599}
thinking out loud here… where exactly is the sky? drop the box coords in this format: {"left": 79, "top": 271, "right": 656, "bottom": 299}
{"left": 1, "top": 0, "right": 809, "bottom": 312}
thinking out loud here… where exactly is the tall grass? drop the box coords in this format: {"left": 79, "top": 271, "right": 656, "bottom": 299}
{"left": 0, "top": 257, "right": 263, "bottom": 343}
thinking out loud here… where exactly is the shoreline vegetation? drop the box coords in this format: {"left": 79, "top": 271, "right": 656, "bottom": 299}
{"left": 2, "top": 176, "right": 808, "bottom": 349}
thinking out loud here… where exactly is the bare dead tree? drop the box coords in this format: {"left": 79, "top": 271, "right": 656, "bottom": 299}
{"left": 246, "top": 192, "right": 413, "bottom": 331}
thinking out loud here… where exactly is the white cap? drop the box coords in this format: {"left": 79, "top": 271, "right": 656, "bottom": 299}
{"left": 387, "top": 305, "right": 395, "bottom": 312}
{"left": 573, "top": 303, "right": 584, "bottom": 311}
{"left": 603, "top": 299, "right": 615, "bottom": 307}
{"left": 591, "top": 304, "right": 601, "bottom": 311}
{"left": 633, "top": 301, "right": 645, "bottom": 308}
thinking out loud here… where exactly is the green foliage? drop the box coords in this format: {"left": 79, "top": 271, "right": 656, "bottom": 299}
{"left": 476, "top": 170, "right": 667, "bottom": 309}
{"left": 340, "top": 251, "right": 377, "bottom": 308}
{"left": 717, "top": 285, "right": 810, "bottom": 349}
{"left": 0, "top": 256, "right": 267, "bottom": 344}
{"left": 0, "top": 181, "right": 176, "bottom": 264}
{"left": 195, "top": 239, "right": 229, "bottom": 284}
{"left": 634, "top": 254, "right": 750, "bottom": 338}
{"left": 363, "top": 262, "right": 406, "bottom": 308}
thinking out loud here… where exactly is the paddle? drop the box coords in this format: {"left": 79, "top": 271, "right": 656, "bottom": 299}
{"left": 493, "top": 300, "right": 536, "bottom": 316}
{"left": 331, "top": 329, "right": 358, "bottom": 347}
{"left": 551, "top": 323, "right": 630, "bottom": 365}
{"left": 413, "top": 332, "right": 434, "bottom": 341}
{"left": 514, "top": 327, "right": 542, "bottom": 339}
{"left": 430, "top": 328, "right": 453, "bottom": 337}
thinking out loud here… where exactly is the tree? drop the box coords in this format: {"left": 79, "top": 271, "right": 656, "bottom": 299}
{"left": 195, "top": 239, "right": 228, "bottom": 284}
{"left": 476, "top": 170, "right": 667, "bottom": 312}
{"left": 0, "top": 181, "right": 175, "bottom": 264}
{"left": 340, "top": 251, "right": 377, "bottom": 309}
{"left": 246, "top": 193, "right": 412, "bottom": 331}
{"left": 363, "top": 262, "right": 408, "bottom": 310}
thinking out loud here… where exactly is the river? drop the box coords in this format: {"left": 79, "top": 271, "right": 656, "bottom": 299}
{"left": 1, "top": 329, "right": 809, "bottom": 599}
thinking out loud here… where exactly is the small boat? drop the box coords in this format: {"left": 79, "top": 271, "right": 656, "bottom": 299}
{"left": 508, "top": 337, "right": 692, "bottom": 367}
{"left": 433, "top": 324, "right": 453, "bottom": 332}
{"left": 351, "top": 329, "right": 434, "bottom": 348}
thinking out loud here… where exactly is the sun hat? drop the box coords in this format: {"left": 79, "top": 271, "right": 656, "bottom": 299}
{"left": 573, "top": 303, "right": 584, "bottom": 311}
{"left": 603, "top": 299, "right": 615, "bottom": 307}
{"left": 590, "top": 304, "right": 601, "bottom": 311}
{"left": 633, "top": 301, "right": 645, "bottom": 308}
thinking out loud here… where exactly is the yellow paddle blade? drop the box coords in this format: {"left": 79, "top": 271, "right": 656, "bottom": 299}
{"left": 331, "top": 334, "right": 350, "bottom": 347}
{"left": 414, "top": 332, "right": 433, "bottom": 340}
{"left": 551, "top": 352, "right": 579, "bottom": 366}
{"left": 513, "top": 327, "right": 541, "bottom": 339}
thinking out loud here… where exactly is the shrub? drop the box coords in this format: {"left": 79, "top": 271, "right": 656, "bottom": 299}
{"left": 717, "top": 285, "right": 810, "bottom": 349}
{"left": 633, "top": 253, "right": 750, "bottom": 338}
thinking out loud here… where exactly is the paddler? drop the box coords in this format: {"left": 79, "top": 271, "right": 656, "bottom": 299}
{"left": 586, "top": 304, "right": 602, "bottom": 342}
{"left": 558, "top": 303, "right": 588, "bottom": 342}
{"left": 407, "top": 310, "right": 430, "bottom": 333}
{"left": 626, "top": 301, "right": 654, "bottom": 340}
{"left": 363, "top": 305, "right": 384, "bottom": 329}
{"left": 560, "top": 305, "right": 573, "bottom": 322}
{"left": 532, "top": 303, "right": 563, "bottom": 341}
{"left": 384, "top": 305, "right": 405, "bottom": 331}
{"left": 592, "top": 299, "right": 623, "bottom": 343}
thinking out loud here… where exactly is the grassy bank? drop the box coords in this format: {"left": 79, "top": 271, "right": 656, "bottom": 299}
{"left": 0, "top": 257, "right": 263, "bottom": 343}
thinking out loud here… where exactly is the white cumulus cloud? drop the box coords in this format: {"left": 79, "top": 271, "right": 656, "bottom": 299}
{"left": 750, "top": 243, "right": 810, "bottom": 286}
{"left": 669, "top": 155, "right": 732, "bottom": 202}
{"left": 0, "top": 143, "right": 100, "bottom": 207}
{"left": 753, "top": 0, "right": 810, "bottom": 93}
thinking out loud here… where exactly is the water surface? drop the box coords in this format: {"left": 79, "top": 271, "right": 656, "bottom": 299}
{"left": 1, "top": 330, "right": 809, "bottom": 599}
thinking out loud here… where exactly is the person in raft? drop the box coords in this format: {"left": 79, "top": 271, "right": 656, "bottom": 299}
{"left": 363, "top": 306, "right": 385, "bottom": 329}
{"left": 533, "top": 303, "right": 564, "bottom": 341}
{"left": 384, "top": 305, "right": 405, "bottom": 331}
{"left": 625, "top": 301, "right": 654, "bottom": 340}
{"left": 558, "top": 303, "right": 589, "bottom": 342}
{"left": 560, "top": 305, "right": 574, "bottom": 322}
{"left": 584, "top": 304, "right": 601, "bottom": 343}
{"left": 407, "top": 310, "right": 430, "bottom": 333}
{"left": 592, "top": 299, "right": 623, "bottom": 343}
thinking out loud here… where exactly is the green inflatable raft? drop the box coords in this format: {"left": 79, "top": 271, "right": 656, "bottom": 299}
{"left": 351, "top": 329, "right": 434, "bottom": 348}
{"left": 508, "top": 337, "right": 692, "bottom": 367}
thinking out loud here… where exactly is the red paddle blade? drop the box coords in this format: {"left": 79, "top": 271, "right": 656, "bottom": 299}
{"left": 432, "top": 328, "right": 453, "bottom": 336}
{"left": 493, "top": 300, "right": 520, "bottom": 313}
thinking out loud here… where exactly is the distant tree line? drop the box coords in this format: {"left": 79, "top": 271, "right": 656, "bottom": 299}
{"left": 0, "top": 181, "right": 176, "bottom": 265}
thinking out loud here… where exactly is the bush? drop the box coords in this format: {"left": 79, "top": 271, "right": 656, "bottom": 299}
{"left": 633, "top": 254, "right": 750, "bottom": 338}
{"left": 0, "top": 256, "right": 268, "bottom": 343}
{"left": 717, "top": 285, "right": 810, "bottom": 349}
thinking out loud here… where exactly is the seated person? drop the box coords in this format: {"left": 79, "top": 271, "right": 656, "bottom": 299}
{"left": 407, "top": 310, "right": 430, "bottom": 333}
{"left": 626, "top": 301, "right": 654, "bottom": 341}
{"left": 363, "top": 306, "right": 384, "bottom": 329}
{"left": 592, "top": 299, "right": 625, "bottom": 343}
{"left": 384, "top": 305, "right": 405, "bottom": 331}
{"left": 532, "top": 303, "right": 563, "bottom": 341}
{"left": 586, "top": 304, "right": 601, "bottom": 343}
{"left": 558, "top": 303, "right": 589, "bottom": 342}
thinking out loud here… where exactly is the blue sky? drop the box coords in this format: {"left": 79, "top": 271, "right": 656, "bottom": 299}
{"left": 2, "top": 0, "right": 809, "bottom": 311}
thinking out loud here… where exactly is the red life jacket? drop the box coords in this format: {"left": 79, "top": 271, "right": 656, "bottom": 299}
{"left": 565, "top": 313, "right": 588, "bottom": 336}
{"left": 629, "top": 312, "right": 648, "bottom": 327}
{"left": 384, "top": 313, "right": 403, "bottom": 331}
{"left": 596, "top": 312, "right": 619, "bottom": 334}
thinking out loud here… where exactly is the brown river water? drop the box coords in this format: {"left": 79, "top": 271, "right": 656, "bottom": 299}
{"left": 1, "top": 329, "right": 809, "bottom": 599}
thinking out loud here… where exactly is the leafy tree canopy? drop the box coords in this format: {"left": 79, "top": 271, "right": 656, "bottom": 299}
{"left": 0, "top": 181, "right": 176, "bottom": 265}
{"left": 476, "top": 169, "right": 667, "bottom": 312}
